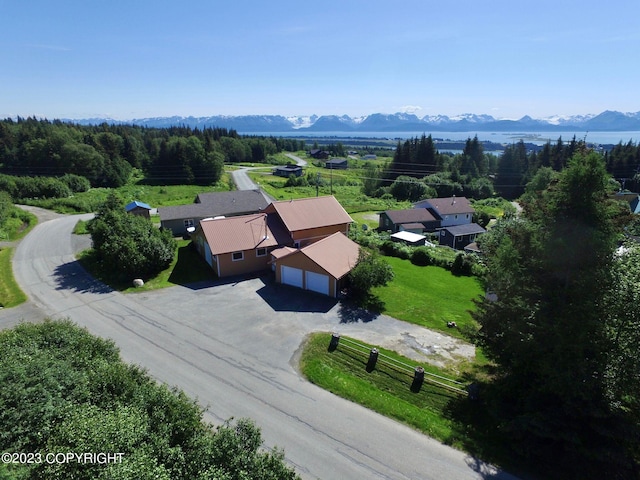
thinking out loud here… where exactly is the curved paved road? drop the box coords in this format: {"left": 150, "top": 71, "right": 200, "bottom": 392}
{"left": 1, "top": 209, "right": 518, "bottom": 480}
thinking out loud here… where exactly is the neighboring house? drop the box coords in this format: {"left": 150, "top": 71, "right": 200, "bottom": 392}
{"left": 325, "top": 158, "right": 348, "bottom": 169}
{"left": 262, "top": 196, "right": 353, "bottom": 248}
{"left": 125, "top": 200, "right": 152, "bottom": 219}
{"left": 378, "top": 208, "right": 439, "bottom": 233}
{"left": 273, "top": 164, "right": 303, "bottom": 177}
{"left": 158, "top": 190, "right": 269, "bottom": 236}
{"left": 414, "top": 196, "right": 474, "bottom": 228}
{"left": 192, "top": 213, "right": 291, "bottom": 278}
{"left": 362, "top": 154, "right": 377, "bottom": 160}
{"left": 271, "top": 232, "right": 360, "bottom": 297}
{"left": 611, "top": 191, "right": 640, "bottom": 214}
{"left": 439, "top": 223, "right": 486, "bottom": 250}
{"left": 309, "top": 149, "right": 330, "bottom": 159}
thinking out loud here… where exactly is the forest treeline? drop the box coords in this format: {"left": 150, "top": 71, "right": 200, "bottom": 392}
{"left": 1, "top": 117, "right": 639, "bottom": 205}
{"left": 0, "top": 117, "right": 305, "bottom": 189}
{"left": 366, "top": 134, "right": 640, "bottom": 201}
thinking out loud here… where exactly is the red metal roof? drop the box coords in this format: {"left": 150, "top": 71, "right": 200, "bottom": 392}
{"left": 263, "top": 196, "right": 353, "bottom": 232}
{"left": 198, "top": 213, "right": 290, "bottom": 255}
{"left": 296, "top": 232, "right": 360, "bottom": 279}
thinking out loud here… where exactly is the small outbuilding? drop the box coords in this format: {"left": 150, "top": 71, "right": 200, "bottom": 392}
{"left": 390, "top": 230, "right": 427, "bottom": 246}
{"left": 439, "top": 223, "right": 486, "bottom": 250}
{"left": 273, "top": 164, "right": 303, "bottom": 177}
{"left": 325, "top": 158, "right": 348, "bottom": 170}
{"left": 125, "top": 200, "right": 152, "bottom": 219}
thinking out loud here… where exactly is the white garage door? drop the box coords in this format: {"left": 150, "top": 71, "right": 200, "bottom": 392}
{"left": 281, "top": 266, "right": 303, "bottom": 288}
{"left": 306, "top": 271, "right": 330, "bottom": 295}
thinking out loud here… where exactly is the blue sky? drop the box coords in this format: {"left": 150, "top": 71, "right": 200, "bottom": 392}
{"left": 2, "top": 0, "right": 639, "bottom": 120}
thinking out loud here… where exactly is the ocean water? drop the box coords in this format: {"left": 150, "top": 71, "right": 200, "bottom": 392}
{"left": 258, "top": 130, "right": 640, "bottom": 146}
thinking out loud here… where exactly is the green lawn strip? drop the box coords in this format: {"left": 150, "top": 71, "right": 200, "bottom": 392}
{"left": 372, "top": 257, "right": 483, "bottom": 336}
{"left": 0, "top": 208, "right": 37, "bottom": 241}
{"left": 77, "top": 240, "right": 213, "bottom": 292}
{"left": 0, "top": 248, "right": 27, "bottom": 308}
{"left": 300, "top": 332, "right": 467, "bottom": 446}
{"left": 299, "top": 332, "right": 517, "bottom": 472}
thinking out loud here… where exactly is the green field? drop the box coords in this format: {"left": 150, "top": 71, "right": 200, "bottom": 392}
{"left": 372, "top": 256, "right": 483, "bottom": 336}
{"left": 299, "top": 332, "right": 513, "bottom": 473}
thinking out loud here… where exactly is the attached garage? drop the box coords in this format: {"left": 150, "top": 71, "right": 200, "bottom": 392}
{"left": 305, "top": 271, "right": 330, "bottom": 295}
{"left": 271, "top": 233, "right": 360, "bottom": 298}
{"left": 281, "top": 265, "right": 303, "bottom": 288}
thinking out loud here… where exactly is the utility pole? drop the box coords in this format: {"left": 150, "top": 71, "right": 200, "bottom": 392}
{"left": 330, "top": 163, "right": 333, "bottom": 195}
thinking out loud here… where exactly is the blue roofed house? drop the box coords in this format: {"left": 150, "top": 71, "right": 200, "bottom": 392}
{"left": 125, "top": 200, "right": 152, "bottom": 219}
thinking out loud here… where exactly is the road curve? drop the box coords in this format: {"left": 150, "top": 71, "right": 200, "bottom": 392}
{"left": 2, "top": 212, "right": 519, "bottom": 480}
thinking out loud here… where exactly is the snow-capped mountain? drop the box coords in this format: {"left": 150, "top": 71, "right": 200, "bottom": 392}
{"left": 68, "top": 111, "right": 640, "bottom": 133}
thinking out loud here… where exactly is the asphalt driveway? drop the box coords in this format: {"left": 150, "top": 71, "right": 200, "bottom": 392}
{"left": 0, "top": 209, "right": 515, "bottom": 480}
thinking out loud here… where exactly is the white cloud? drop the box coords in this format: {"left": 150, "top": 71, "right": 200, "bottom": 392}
{"left": 398, "top": 105, "right": 422, "bottom": 114}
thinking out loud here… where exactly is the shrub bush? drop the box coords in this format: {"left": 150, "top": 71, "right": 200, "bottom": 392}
{"left": 410, "top": 246, "right": 432, "bottom": 266}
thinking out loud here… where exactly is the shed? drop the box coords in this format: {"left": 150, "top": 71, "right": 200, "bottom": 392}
{"left": 439, "top": 223, "right": 486, "bottom": 250}
{"left": 125, "top": 200, "right": 152, "bottom": 219}
{"left": 325, "top": 158, "right": 348, "bottom": 169}
{"left": 390, "top": 231, "right": 427, "bottom": 246}
{"left": 273, "top": 164, "right": 303, "bottom": 177}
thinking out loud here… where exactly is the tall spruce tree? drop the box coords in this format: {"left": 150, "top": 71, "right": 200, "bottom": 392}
{"left": 474, "top": 150, "right": 637, "bottom": 478}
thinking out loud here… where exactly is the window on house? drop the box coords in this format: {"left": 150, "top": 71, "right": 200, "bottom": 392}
{"left": 184, "top": 219, "right": 194, "bottom": 229}
{"left": 232, "top": 251, "right": 244, "bottom": 261}
{"left": 256, "top": 247, "right": 267, "bottom": 257}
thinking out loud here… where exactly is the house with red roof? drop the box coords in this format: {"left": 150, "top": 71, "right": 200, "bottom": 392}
{"left": 192, "top": 196, "right": 360, "bottom": 294}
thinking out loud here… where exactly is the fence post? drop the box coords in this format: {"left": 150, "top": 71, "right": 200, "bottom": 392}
{"left": 411, "top": 366, "right": 425, "bottom": 392}
{"left": 329, "top": 332, "right": 340, "bottom": 352}
{"left": 366, "top": 348, "right": 379, "bottom": 372}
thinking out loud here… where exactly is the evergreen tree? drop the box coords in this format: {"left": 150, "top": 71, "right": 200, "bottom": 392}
{"left": 474, "top": 151, "right": 637, "bottom": 478}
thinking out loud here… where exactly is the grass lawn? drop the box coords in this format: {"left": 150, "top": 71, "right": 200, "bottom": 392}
{"left": 372, "top": 256, "right": 484, "bottom": 336}
{"left": 0, "top": 248, "right": 27, "bottom": 308}
{"left": 77, "top": 239, "right": 214, "bottom": 292}
{"left": 300, "top": 332, "right": 517, "bottom": 475}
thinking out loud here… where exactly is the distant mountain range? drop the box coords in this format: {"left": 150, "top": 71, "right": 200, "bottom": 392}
{"left": 70, "top": 110, "right": 640, "bottom": 133}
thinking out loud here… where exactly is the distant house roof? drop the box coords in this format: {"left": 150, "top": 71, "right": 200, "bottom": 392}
{"left": 273, "top": 164, "right": 302, "bottom": 175}
{"left": 194, "top": 189, "right": 271, "bottom": 210}
{"left": 444, "top": 223, "right": 486, "bottom": 236}
{"left": 309, "top": 149, "right": 330, "bottom": 158}
{"left": 384, "top": 208, "right": 437, "bottom": 224}
{"left": 263, "top": 196, "right": 353, "bottom": 233}
{"left": 277, "top": 232, "right": 360, "bottom": 280}
{"left": 125, "top": 200, "right": 151, "bottom": 212}
{"left": 415, "top": 196, "right": 474, "bottom": 217}
{"left": 325, "top": 158, "right": 347, "bottom": 167}
{"left": 197, "top": 213, "right": 290, "bottom": 256}
{"left": 399, "top": 222, "right": 426, "bottom": 230}
{"left": 160, "top": 190, "right": 269, "bottom": 222}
